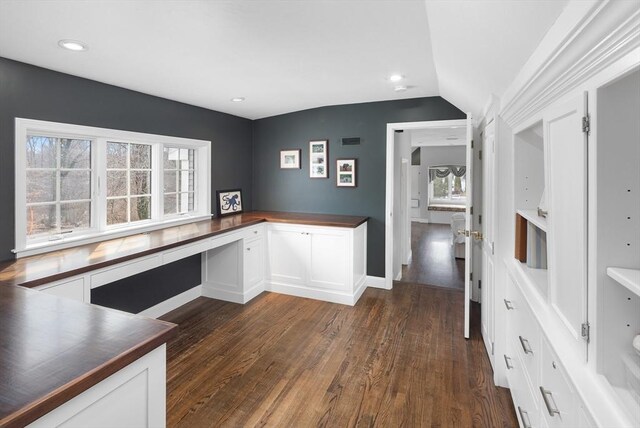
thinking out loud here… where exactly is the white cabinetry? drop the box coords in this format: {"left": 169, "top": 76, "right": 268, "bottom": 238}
{"left": 267, "top": 222, "right": 367, "bottom": 305}
{"left": 201, "top": 224, "right": 266, "bottom": 304}
{"left": 28, "top": 345, "right": 166, "bottom": 428}
{"left": 36, "top": 277, "right": 88, "bottom": 303}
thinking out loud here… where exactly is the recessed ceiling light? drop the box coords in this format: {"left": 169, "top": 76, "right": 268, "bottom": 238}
{"left": 394, "top": 85, "right": 408, "bottom": 92}
{"left": 389, "top": 74, "right": 404, "bottom": 82}
{"left": 231, "top": 97, "right": 245, "bottom": 102}
{"left": 58, "top": 39, "right": 88, "bottom": 51}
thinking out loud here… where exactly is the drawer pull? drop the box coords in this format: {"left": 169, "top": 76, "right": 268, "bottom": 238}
{"left": 504, "top": 299, "right": 514, "bottom": 310}
{"left": 519, "top": 336, "right": 533, "bottom": 354}
{"left": 254, "top": 230, "right": 258, "bottom": 234}
{"left": 247, "top": 248, "right": 251, "bottom": 251}
{"left": 504, "top": 354, "right": 513, "bottom": 370}
{"left": 540, "top": 386, "right": 561, "bottom": 417}
{"left": 517, "top": 407, "right": 533, "bottom": 428}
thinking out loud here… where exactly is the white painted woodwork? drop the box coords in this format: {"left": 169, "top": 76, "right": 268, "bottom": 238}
{"left": 90, "top": 254, "right": 162, "bottom": 289}
{"left": 266, "top": 223, "right": 367, "bottom": 306}
{"left": 268, "top": 226, "right": 310, "bottom": 287}
{"left": 540, "top": 338, "right": 578, "bottom": 428}
{"left": 36, "top": 277, "right": 86, "bottom": 303}
{"left": 463, "top": 114, "right": 473, "bottom": 339}
{"left": 28, "top": 345, "right": 166, "bottom": 428}
{"left": 544, "top": 94, "right": 588, "bottom": 359}
{"left": 481, "top": 117, "right": 496, "bottom": 367}
{"left": 243, "top": 237, "right": 265, "bottom": 291}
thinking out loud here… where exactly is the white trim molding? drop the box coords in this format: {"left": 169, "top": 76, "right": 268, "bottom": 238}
{"left": 500, "top": 0, "right": 640, "bottom": 129}
{"left": 138, "top": 285, "right": 202, "bottom": 319}
{"left": 366, "top": 275, "right": 387, "bottom": 289}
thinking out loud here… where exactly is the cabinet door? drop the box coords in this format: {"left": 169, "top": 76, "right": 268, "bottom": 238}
{"left": 308, "top": 229, "right": 349, "bottom": 291}
{"left": 244, "top": 238, "right": 264, "bottom": 289}
{"left": 269, "top": 228, "right": 308, "bottom": 286}
{"left": 544, "top": 94, "right": 588, "bottom": 359}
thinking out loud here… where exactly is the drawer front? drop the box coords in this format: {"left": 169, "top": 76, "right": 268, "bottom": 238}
{"left": 507, "top": 277, "right": 541, "bottom": 389}
{"left": 540, "top": 338, "right": 578, "bottom": 428}
{"left": 506, "top": 340, "right": 540, "bottom": 428}
{"left": 38, "top": 277, "right": 85, "bottom": 302}
{"left": 162, "top": 240, "right": 208, "bottom": 265}
{"left": 90, "top": 255, "right": 161, "bottom": 289}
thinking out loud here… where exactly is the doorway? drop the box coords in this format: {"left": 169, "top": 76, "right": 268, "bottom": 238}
{"left": 385, "top": 118, "right": 476, "bottom": 337}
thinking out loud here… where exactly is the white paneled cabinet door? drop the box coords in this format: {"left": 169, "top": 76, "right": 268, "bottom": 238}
{"left": 308, "top": 229, "right": 348, "bottom": 291}
{"left": 244, "top": 238, "right": 264, "bottom": 289}
{"left": 544, "top": 93, "right": 588, "bottom": 359}
{"left": 269, "top": 228, "right": 309, "bottom": 285}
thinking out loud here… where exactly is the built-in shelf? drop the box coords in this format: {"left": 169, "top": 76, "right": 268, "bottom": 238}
{"left": 515, "top": 260, "right": 549, "bottom": 298}
{"left": 516, "top": 209, "right": 547, "bottom": 231}
{"left": 607, "top": 267, "right": 640, "bottom": 298}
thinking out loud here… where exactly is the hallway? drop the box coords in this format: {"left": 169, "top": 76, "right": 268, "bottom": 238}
{"left": 400, "top": 222, "right": 465, "bottom": 290}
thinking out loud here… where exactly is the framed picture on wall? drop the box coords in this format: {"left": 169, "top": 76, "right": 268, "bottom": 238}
{"left": 280, "top": 149, "right": 301, "bottom": 169}
{"left": 309, "top": 140, "right": 328, "bottom": 178}
{"left": 216, "top": 189, "right": 243, "bottom": 216}
{"left": 336, "top": 158, "right": 357, "bottom": 187}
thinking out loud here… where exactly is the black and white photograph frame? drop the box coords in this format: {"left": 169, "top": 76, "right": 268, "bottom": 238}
{"left": 216, "top": 189, "right": 243, "bottom": 216}
{"left": 280, "top": 149, "right": 301, "bottom": 169}
{"left": 336, "top": 158, "right": 357, "bottom": 188}
{"left": 309, "top": 139, "right": 328, "bottom": 178}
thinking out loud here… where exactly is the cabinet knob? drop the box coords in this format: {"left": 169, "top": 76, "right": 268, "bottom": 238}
{"left": 246, "top": 248, "right": 251, "bottom": 251}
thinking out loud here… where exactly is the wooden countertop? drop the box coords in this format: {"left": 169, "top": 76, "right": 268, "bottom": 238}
{"left": 0, "top": 211, "right": 368, "bottom": 289}
{"left": 0, "top": 285, "right": 177, "bottom": 428}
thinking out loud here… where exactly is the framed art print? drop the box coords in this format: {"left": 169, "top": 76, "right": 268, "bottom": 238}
{"left": 280, "top": 149, "right": 301, "bottom": 169}
{"left": 309, "top": 139, "right": 328, "bottom": 178}
{"left": 336, "top": 158, "right": 356, "bottom": 187}
{"left": 216, "top": 189, "right": 243, "bottom": 216}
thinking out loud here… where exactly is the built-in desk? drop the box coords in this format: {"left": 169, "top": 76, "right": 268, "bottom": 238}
{"left": 0, "top": 285, "right": 176, "bottom": 428}
{"left": 0, "top": 211, "right": 367, "bottom": 427}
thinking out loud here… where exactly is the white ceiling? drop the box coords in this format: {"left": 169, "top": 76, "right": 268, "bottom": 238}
{"left": 0, "top": 0, "right": 567, "bottom": 120}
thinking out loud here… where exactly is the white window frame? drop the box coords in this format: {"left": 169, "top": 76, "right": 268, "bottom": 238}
{"left": 15, "top": 118, "right": 211, "bottom": 257}
{"left": 428, "top": 166, "right": 467, "bottom": 206}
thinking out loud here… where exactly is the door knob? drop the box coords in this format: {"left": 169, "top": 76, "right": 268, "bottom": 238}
{"left": 457, "top": 229, "right": 470, "bottom": 237}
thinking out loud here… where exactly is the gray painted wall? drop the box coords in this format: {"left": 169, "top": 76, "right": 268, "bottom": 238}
{"left": 252, "top": 98, "right": 465, "bottom": 277}
{"left": 0, "top": 57, "right": 253, "bottom": 261}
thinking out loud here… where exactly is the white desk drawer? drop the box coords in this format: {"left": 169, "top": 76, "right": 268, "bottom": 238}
{"left": 38, "top": 277, "right": 85, "bottom": 302}
{"left": 506, "top": 339, "right": 540, "bottom": 428}
{"left": 90, "top": 255, "right": 161, "bottom": 289}
{"left": 162, "top": 240, "right": 208, "bottom": 265}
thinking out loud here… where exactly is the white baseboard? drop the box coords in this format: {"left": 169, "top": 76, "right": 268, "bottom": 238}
{"left": 353, "top": 275, "right": 367, "bottom": 305}
{"left": 138, "top": 285, "right": 202, "bottom": 319}
{"left": 201, "top": 281, "right": 265, "bottom": 304}
{"left": 265, "top": 281, "right": 357, "bottom": 306}
{"left": 395, "top": 271, "right": 402, "bottom": 281}
{"left": 366, "top": 276, "right": 387, "bottom": 289}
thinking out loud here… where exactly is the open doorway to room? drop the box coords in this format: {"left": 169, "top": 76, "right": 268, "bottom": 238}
{"left": 403, "top": 127, "right": 468, "bottom": 290}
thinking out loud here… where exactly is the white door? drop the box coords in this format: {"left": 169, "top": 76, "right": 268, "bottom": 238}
{"left": 400, "top": 159, "right": 410, "bottom": 265}
{"left": 308, "top": 229, "right": 349, "bottom": 291}
{"left": 481, "top": 121, "right": 496, "bottom": 362}
{"left": 544, "top": 93, "right": 588, "bottom": 359}
{"left": 464, "top": 114, "right": 474, "bottom": 338}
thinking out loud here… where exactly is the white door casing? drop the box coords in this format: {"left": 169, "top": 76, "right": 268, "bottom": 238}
{"left": 464, "top": 114, "right": 474, "bottom": 339}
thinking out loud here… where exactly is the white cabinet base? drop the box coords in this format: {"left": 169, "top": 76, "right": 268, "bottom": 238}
{"left": 28, "top": 345, "right": 166, "bottom": 428}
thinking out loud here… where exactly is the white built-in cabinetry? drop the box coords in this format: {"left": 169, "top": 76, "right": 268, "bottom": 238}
{"left": 488, "top": 2, "right": 640, "bottom": 426}
{"left": 267, "top": 222, "right": 367, "bottom": 305}
{"left": 28, "top": 345, "right": 166, "bottom": 428}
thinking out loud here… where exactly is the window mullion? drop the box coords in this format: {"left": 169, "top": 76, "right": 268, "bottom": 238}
{"left": 152, "top": 143, "right": 162, "bottom": 221}
{"left": 95, "top": 139, "right": 106, "bottom": 232}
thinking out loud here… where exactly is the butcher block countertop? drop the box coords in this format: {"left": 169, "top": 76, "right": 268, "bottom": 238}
{"left": 0, "top": 211, "right": 368, "bottom": 289}
{"left": 0, "top": 285, "right": 177, "bottom": 428}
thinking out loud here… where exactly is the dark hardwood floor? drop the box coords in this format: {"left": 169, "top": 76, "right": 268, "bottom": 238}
{"left": 161, "top": 284, "right": 516, "bottom": 427}
{"left": 401, "top": 222, "right": 465, "bottom": 290}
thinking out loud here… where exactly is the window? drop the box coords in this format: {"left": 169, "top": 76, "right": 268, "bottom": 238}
{"left": 428, "top": 165, "right": 467, "bottom": 205}
{"left": 163, "top": 148, "right": 195, "bottom": 216}
{"left": 15, "top": 119, "right": 211, "bottom": 256}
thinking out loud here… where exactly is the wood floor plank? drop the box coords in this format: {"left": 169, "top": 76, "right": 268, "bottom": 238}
{"left": 161, "top": 283, "right": 517, "bottom": 427}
